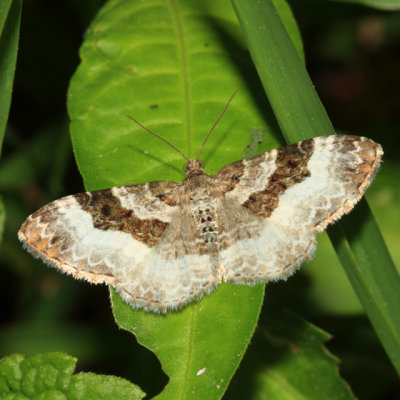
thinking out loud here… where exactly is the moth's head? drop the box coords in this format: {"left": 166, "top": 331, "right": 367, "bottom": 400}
{"left": 183, "top": 159, "right": 205, "bottom": 176}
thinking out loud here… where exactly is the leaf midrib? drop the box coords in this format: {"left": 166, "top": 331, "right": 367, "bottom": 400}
{"left": 169, "top": 0, "right": 191, "bottom": 157}
{"left": 167, "top": 2, "right": 197, "bottom": 398}
{"left": 179, "top": 310, "right": 197, "bottom": 400}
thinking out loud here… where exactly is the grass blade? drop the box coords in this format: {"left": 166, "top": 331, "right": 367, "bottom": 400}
{"left": 232, "top": 0, "right": 400, "bottom": 375}
{"left": 0, "top": 0, "right": 21, "bottom": 154}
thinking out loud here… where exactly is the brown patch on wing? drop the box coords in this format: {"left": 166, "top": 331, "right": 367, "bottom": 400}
{"left": 148, "top": 181, "right": 179, "bottom": 206}
{"left": 243, "top": 139, "right": 315, "bottom": 217}
{"left": 74, "top": 190, "right": 168, "bottom": 247}
{"left": 213, "top": 160, "right": 246, "bottom": 193}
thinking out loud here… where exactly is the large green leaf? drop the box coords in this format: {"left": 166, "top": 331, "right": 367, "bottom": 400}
{"left": 0, "top": 352, "right": 144, "bottom": 399}
{"left": 68, "top": 0, "right": 305, "bottom": 398}
{"left": 111, "top": 285, "right": 264, "bottom": 399}
{"left": 69, "top": 2, "right": 268, "bottom": 191}
{"left": 0, "top": 0, "right": 21, "bottom": 155}
{"left": 232, "top": 0, "right": 400, "bottom": 376}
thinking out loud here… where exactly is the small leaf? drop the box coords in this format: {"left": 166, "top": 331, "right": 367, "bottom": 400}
{"left": 225, "top": 310, "right": 355, "bottom": 400}
{"left": 69, "top": 373, "right": 144, "bottom": 400}
{"left": 0, "top": 352, "right": 145, "bottom": 399}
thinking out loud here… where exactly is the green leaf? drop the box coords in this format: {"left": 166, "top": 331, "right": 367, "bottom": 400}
{"left": 0, "top": 0, "right": 13, "bottom": 32}
{"left": 68, "top": 373, "right": 144, "bottom": 400}
{"left": 328, "top": 0, "right": 400, "bottom": 11}
{"left": 0, "top": 352, "right": 145, "bottom": 399}
{"left": 232, "top": 0, "right": 400, "bottom": 376}
{"left": 111, "top": 285, "right": 263, "bottom": 399}
{"left": 225, "top": 310, "right": 355, "bottom": 400}
{"left": 0, "top": 0, "right": 21, "bottom": 154}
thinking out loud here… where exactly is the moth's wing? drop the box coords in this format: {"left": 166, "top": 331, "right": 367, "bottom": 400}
{"left": 18, "top": 181, "right": 180, "bottom": 287}
{"left": 214, "top": 135, "right": 383, "bottom": 282}
{"left": 19, "top": 180, "right": 222, "bottom": 313}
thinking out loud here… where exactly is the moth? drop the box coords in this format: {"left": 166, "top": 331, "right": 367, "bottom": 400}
{"left": 19, "top": 94, "right": 383, "bottom": 313}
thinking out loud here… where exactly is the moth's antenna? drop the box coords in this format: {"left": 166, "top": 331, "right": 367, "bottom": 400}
{"left": 196, "top": 90, "right": 238, "bottom": 161}
{"left": 127, "top": 115, "right": 190, "bottom": 162}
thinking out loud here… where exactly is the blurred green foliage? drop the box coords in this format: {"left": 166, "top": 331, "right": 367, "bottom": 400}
{"left": 0, "top": 352, "right": 145, "bottom": 399}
